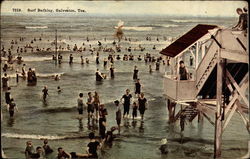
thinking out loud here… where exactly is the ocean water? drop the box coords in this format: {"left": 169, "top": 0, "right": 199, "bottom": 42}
{"left": 1, "top": 15, "right": 249, "bottom": 159}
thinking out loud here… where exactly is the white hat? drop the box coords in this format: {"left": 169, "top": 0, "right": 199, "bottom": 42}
{"left": 161, "top": 138, "right": 168, "bottom": 145}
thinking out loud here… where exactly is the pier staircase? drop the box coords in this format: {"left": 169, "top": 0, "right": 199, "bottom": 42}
{"left": 195, "top": 40, "right": 218, "bottom": 94}
{"left": 160, "top": 25, "right": 249, "bottom": 158}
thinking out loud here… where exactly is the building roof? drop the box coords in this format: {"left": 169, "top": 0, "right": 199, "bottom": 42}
{"left": 160, "top": 24, "right": 218, "bottom": 57}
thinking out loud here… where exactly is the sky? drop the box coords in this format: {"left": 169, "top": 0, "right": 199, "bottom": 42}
{"left": 0, "top": 1, "right": 248, "bottom": 17}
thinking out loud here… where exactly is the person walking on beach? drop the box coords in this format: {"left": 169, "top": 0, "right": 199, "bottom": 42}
{"left": 110, "top": 64, "right": 115, "bottom": 79}
{"left": 93, "top": 91, "right": 100, "bottom": 121}
{"left": 133, "top": 66, "right": 139, "bottom": 80}
{"left": 87, "top": 92, "right": 94, "bottom": 122}
{"left": 138, "top": 93, "right": 147, "bottom": 121}
{"left": 42, "top": 86, "right": 49, "bottom": 101}
{"left": 121, "top": 89, "right": 133, "bottom": 118}
{"left": 135, "top": 79, "right": 141, "bottom": 97}
{"left": 77, "top": 93, "right": 84, "bottom": 115}
{"left": 114, "top": 100, "right": 121, "bottom": 134}
{"left": 7, "top": 98, "right": 18, "bottom": 118}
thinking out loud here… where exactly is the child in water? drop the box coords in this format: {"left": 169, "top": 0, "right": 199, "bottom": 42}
{"left": 132, "top": 102, "right": 138, "bottom": 120}
{"left": 159, "top": 138, "right": 168, "bottom": 155}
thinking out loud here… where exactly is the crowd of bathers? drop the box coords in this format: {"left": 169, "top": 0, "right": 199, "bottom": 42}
{"left": 1, "top": 34, "right": 170, "bottom": 159}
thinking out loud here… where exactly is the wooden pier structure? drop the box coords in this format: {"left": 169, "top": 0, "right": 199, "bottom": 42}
{"left": 160, "top": 24, "right": 249, "bottom": 158}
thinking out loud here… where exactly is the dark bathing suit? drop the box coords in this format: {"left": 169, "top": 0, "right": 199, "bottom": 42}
{"left": 88, "top": 141, "right": 100, "bottom": 158}
{"left": 122, "top": 94, "right": 132, "bottom": 115}
{"left": 135, "top": 82, "right": 141, "bottom": 94}
{"left": 138, "top": 98, "right": 147, "bottom": 115}
{"left": 99, "top": 117, "right": 106, "bottom": 139}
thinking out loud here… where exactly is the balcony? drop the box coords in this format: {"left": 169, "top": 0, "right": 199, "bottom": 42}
{"left": 163, "top": 74, "right": 196, "bottom": 101}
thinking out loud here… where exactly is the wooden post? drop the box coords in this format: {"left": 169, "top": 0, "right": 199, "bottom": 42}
{"left": 201, "top": 43, "right": 205, "bottom": 58}
{"left": 55, "top": 29, "right": 58, "bottom": 64}
{"left": 167, "top": 99, "right": 177, "bottom": 123}
{"left": 195, "top": 42, "right": 199, "bottom": 69}
{"left": 214, "top": 47, "right": 223, "bottom": 158}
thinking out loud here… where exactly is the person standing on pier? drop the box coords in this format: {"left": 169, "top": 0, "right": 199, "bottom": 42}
{"left": 179, "top": 61, "right": 189, "bottom": 80}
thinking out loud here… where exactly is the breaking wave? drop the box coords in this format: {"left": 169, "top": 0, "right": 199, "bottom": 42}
{"left": 138, "top": 24, "right": 179, "bottom": 28}
{"left": 115, "top": 26, "right": 152, "bottom": 31}
{"left": 25, "top": 26, "right": 48, "bottom": 29}
{"left": 22, "top": 56, "right": 52, "bottom": 62}
{"left": 36, "top": 72, "right": 65, "bottom": 78}
{"left": 2, "top": 133, "right": 86, "bottom": 140}
{"left": 6, "top": 72, "right": 65, "bottom": 78}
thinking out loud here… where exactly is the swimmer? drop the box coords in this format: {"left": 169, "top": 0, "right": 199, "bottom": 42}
{"left": 57, "top": 86, "right": 62, "bottom": 93}
{"left": 54, "top": 74, "right": 60, "bottom": 81}
{"left": 114, "top": 100, "right": 121, "bottom": 134}
{"left": 77, "top": 93, "right": 84, "bottom": 115}
{"left": 42, "top": 86, "right": 49, "bottom": 101}
{"left": 133, "top": 66, "right": 139, "bottom": 80}
{"left": 87, "top": 92, "right": 94, "bottom": 121}
{"left": 7, "top": 98, "right": 18, "bottom": 118}
{"left": 132, "top": 102, "right": 138, "bottom": 120}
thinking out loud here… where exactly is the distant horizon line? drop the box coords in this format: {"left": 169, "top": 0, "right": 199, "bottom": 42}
{"left": 0, "top": 12, "right": 237, "bottom": 18}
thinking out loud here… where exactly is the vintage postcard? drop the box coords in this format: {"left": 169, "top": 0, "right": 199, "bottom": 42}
{"left": 1, "top": 1, "right": 249, "bottom": 159}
